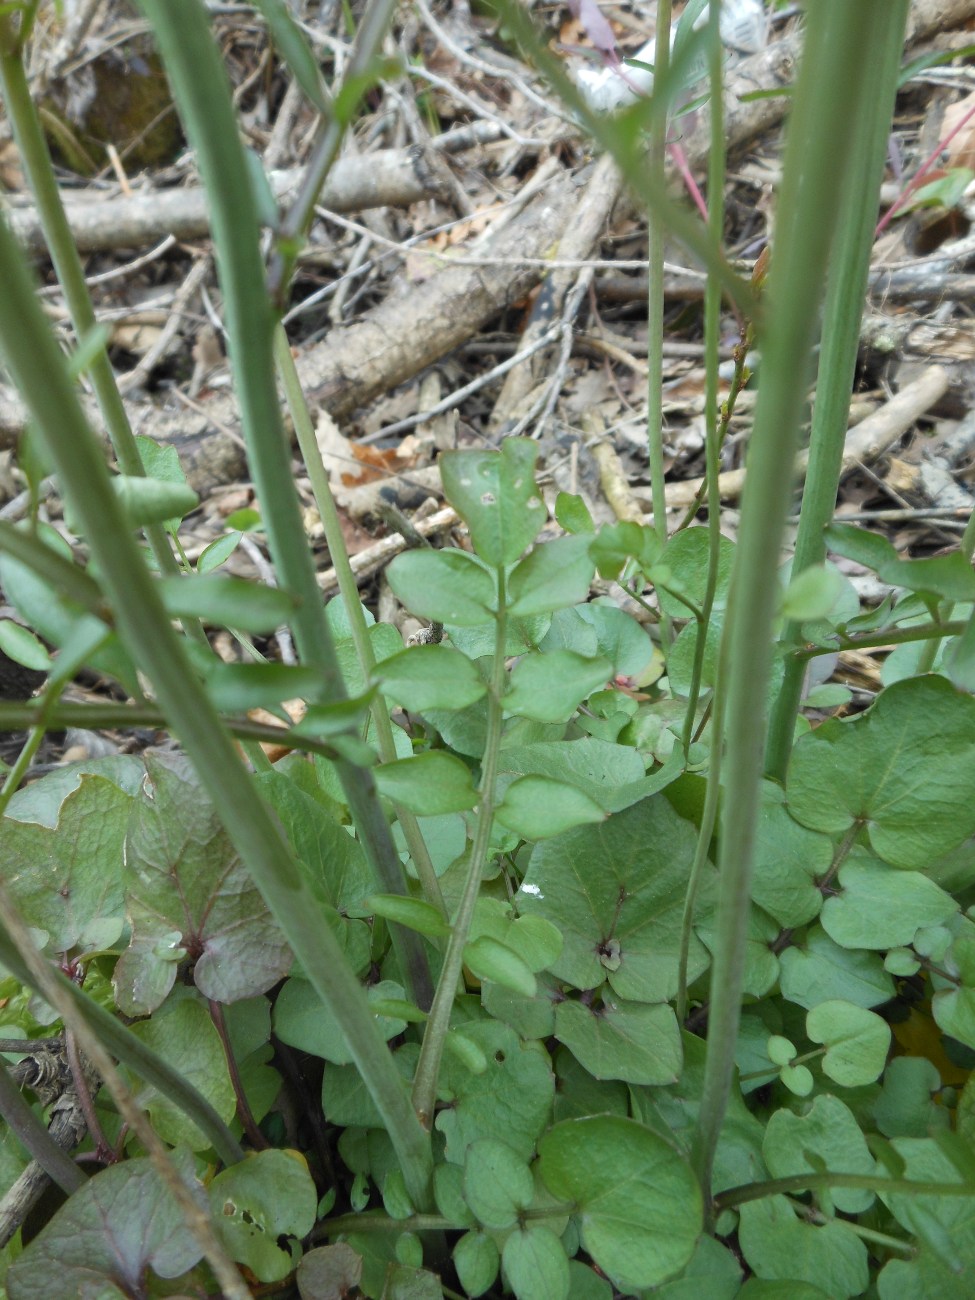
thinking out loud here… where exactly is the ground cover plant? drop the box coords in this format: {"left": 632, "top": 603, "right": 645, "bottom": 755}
{"left": 0, "top": 0, "right": 975, "bottom": 1296}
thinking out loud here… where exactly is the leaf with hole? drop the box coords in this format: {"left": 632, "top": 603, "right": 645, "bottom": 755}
{"left": 439, "top": 440, "right": 547, "bottom": 565}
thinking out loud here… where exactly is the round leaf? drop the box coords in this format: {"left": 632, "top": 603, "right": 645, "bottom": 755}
{"left": 453, "top": 1231, "right": 500, "bottom": 1298}
{"left": 378, "top": 644, "right": 487, "bottom": 711}
{"left": 538, "top": 1116, "right": 702, "bottom": 1291}
{"left": 374, "top": 751, "right": 478, "bottom": 815}
{"left": 463, "top": 1139, "right": 534, "bottom": 1229}
{"left": 210, "top": 1149, "right": 316, "bottom": 1283}
{"left": 386, "top": 548, "right": 496, "bottom": 625}
{"left": 806, "top": 1000, "right": 891, "bottom": 1086}
{"left": 502, "top": 1224, "right": 570, "bottom": 1300}
{"left": 496, "top": 775, "right": 606, "bottom": 840}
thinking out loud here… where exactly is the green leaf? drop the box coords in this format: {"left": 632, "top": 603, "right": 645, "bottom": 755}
{"left": 5, "top": 775, "right": 131, "bottom": 953}
{"left": 751, "top": 783, "right": 829, "bottom": 927}
{"left": 274, "top": 978, "right": 409, "bottom": 1064}
{"left": 439, "top": 440, "right": 546, "bottom": 565}
{"left": 502, "top": 1224, "right": 570, "bottom": 1300}
{"left": 127, "top": 996, "right": 236, "bottom": 1149}
{"left": 5, "top": 1153, "right": 205, "bottom": 1296}
{"left": 114, "top": 758, "right": 292, "bottom": 1014}
{"left": 508, "top": 914, "right": 563, "bottom": 972}
{"left": 778, "top": 925, "right": 893, "bottom": 1010}
{"left": 378, "top": 644, "right": 487, "bottom": 711}
{"left": 464, "top": 936, "right": 537, "bottom": 998}
{"left": 374, "top": 751, "right": 479, "bottom": 814}
{"left": 909, "top": 167, "right": 974, "bottom": 211}
{"left": 944, "top": 608, "right": 975, "bottom": 693}
{"left": 211, "top": 1149, "right": 316, "bottom": 1283}
{"left": 197, "top": 530, "right": 242, "bottom": 574}
{"left": 574, "top": 602, "right": 655, "bottom": 677}
{"left": 0, "top": 619, "right": 50, "bottom": 671}
{"left": 436, "top": 1022, "right": 554, "bottom": 1163}
{"left": 204, "top": 662, "right": 326, "bottom": 712}
{"left": 454, "top": 1231, "right": 500, "bottom": 1297}
{"left": 259, "top": 769, "right": 372, "bottom": 910}
{"left": 158, "top": 574, "right": 297, "bottom": 632}
{"left": 874, "top": 1057, "right": 945, "bottom": 1139}
{"left": 505, "top": 651, "right": 611, "bottom": 722}
{"left": 517, "top": 796, "right": 712, "bottom": 1002}
{"left": 656, "top": 528, "right": 735, "bottom": 618}
{"left": 365, "top": 894, "right": 450, "bottom": 937}
{"left": 806, "top": 1000, "right": 891, "bottom": 1086}
{"left": 112, "top": 474, "right": 199, "bottom": 527}
{"left": 826, "top": 523, "right": 975, "bottom": 603}
{"left": 498, "top": 737, "right": 645, "bottom": 813}
{"left": 781, "top": 564, "right": 844, "bottom": 620}
{"left": 764, "top": 1095, "right": 876, "bottom": 1214}
{"left": 554, "top": 997, "right": 682, "bottom": 1085}
{"left": 508, "top": 536, "right": 595, "bottom": 617}
{"left": 589, "top": 521, "right": 661, "bottom": 580}
{"left": 738, "top": 1195, "right": 868, "bottom": 1299}
{"left": 463, "top": 1138, "right": 534, "bottom": 1230}
{"left": 386, "top": 548, "right": 497, "bottom": 625}
{"left": 878, "top": 1137, "right": 975, "bottom": 1297}
{"left": 821, "top": 851, "right": 958, "bottom": 949}
{"left": 496, "top": 775, "right": 606, "bottom": 839}
{"left": 538, "top": 1116, "right": 702, "bottom": 1291}
{"left": 787, "top": 676, "right": 975, "bottom": 868}
{"left": 555, "top": 491, "right": 595, "bottom": 535}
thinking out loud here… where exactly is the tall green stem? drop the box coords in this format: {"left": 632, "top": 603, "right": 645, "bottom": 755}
{"left": 274, "top": 326, "right": 445, "bottom": 915}
{"left": 680, "top": 0, "right": 725, "bottom": 755}
{"left": 765, "top": 0, "right": 911, "bottom": 779}
{"left": 693, "top": 0, "right": 887, "bottom": 1202}
{"left": 135, "top": 0, "right": 432, "bottom": 1010}
{"left": 647, "top": 1, "right": 673, "bottom": 650}
{"left": 411, "top": 569, "right": 508, "bottom": 1128}
{"left": 0, "top": 205, "right": 431, "bottom": 1207}
{"left": 0, "top": 9, "right": 182, "bottom": 588}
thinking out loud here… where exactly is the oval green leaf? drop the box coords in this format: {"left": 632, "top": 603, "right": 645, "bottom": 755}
{"left": 386, "top": 548, "right": 496, "bottom": 625}
{"left": 378, "top": 644, "right": 487, "bottom": 711}
{"left": 374, "top": 751, "right": 479, "bottom": 815}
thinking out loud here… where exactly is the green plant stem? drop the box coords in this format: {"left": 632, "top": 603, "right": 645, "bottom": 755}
{"left": 680, "top": 0, "right": 725, "bottom": 757}
{"left": 0, "top": 11, "right": 185, "bottom": 593}
{"left": 692, "top": 0, "right": 882, "bottom": 1205}
{"left": 411, "top": 568, "right": 508, "bottom": 1128}
{"left": 135, "top": 0, "right": 432, "bottom": 1013}
{"left": 715, "top": 1171, "right": 975, "bottom": 1212}
{"left": 0, "top": 1056, "right": 85, "bottom": 1194}
{"left": 274, "top": 325, "right": 445, "bottom": 915}
{"left": 676, "top": 637, "right": 727, "bottom": 1025}
{"left": 646, "top": 0, "right": 673, "bottom": 605}
{"left": 266, "top": 0, "right": 399, "bottom": 307}
{"left": 321, "top": 1212, "right": 455, "bottom": 1236}
{"left": 0, "top": 209, "right": 432, "bottom": 1209}
{"left": 0, "top": 699, "right": 373, "bottom": 763}
{"left": 795, "top": 620, "right": 968, "bottom": 659}
{"left": 0, "top": 890, "right": 250, "bottom": 1298}
{"left": 765, "top": 0, "right": 911, "bottom": 780}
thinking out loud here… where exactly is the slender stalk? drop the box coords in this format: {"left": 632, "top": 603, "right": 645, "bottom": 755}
{"left": 274, "top": 325, "right": 445, "bottom": 915}
{"left": 795, "top": 620, "right": 967, "bottom": 659}
{"left": 765, "top": 0, "right": 911, "bottom": 779}
{"left": 693, "top": 1, "right": 885, "bottom": 1202}
{"left": 135, "top": 0, "right": 432, "bottom": 1011}
{"left": 647, "top": 0, "right": 673, "bottom": 599}
{"left": 680, "top": 0, "right": 725, "bottom": 756}
{"left": 0, "top": 208, "right": 431, "bottom": 1205}
{"left": 0, "top": 1056, "right": 85, "bottom": 1194}
{"left": 0, "top": 10, "right": 184, "bottom": 591}
{"left": 266, "top": 0, "right": 399, "bottom": 307}
{"left": 411, "top": 568, "right": 508, "bottom": 1128}
{"left": 715, "top": 1172, "right": 975, "bottom": 1213}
